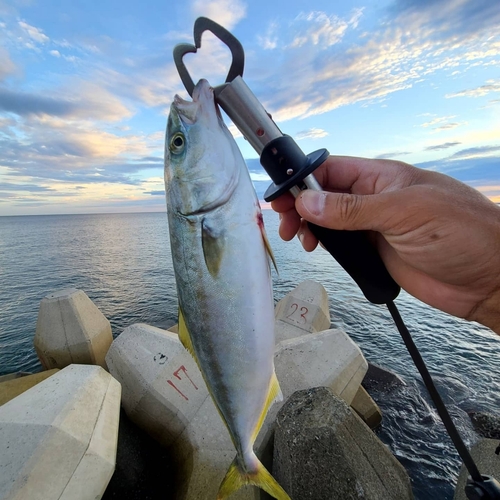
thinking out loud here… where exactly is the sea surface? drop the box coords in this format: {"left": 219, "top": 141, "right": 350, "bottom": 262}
{"left": 1, "top": 211, "right": 499, "bottom": 499}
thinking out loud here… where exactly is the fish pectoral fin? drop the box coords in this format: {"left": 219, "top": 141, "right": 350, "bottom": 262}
{"left": 259, "top": 223, "right": 278, "bottom": 274}
{"left": 202, "top": 218, "right": 225, "bottom": 278}
{"left": 250, "top": 370, "right": 282, "bottom": 445}
{"left": 217, "top": 455, "right": 290, "bottom": 500}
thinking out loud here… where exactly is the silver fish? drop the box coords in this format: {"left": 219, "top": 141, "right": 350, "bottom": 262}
{"left": 164, "top": 79, "right": 289, "bottom": 500}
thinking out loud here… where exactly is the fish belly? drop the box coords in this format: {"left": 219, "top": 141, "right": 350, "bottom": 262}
{"left": 168, "top": 189, "right": 275, "bottom": 458}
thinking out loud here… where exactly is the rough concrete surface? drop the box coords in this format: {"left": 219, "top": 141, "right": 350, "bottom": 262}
{"left": 106, "top": 322, "right": 367, "bottom": 499}
{"left": 467, "top": 411, "right": 500, "bottom": 440}
{"left": 0, "top": 364, "right": 121, "bottom": 500}
{"left": 454, "top": 439, "right": 500, "bottom": 500}
{"left": 273, "top": 387, "right": 413, "bottom": 500}
{"left": 362, "top": 362, "right": 406, "bottom": 394}
{"left": 0, "top": 369, "right": 59, "bottom": 406}
{"left": 34, "top": 288, "right": 113, "bottom": 370}
{"left": 274, "top": 280, "right": 330, "bottom": 342}
{"left": 350, "top": 385, "right": 382, "bottom": 429}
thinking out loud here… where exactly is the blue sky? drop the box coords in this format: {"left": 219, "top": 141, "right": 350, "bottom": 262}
{"left": 0, "top": 0, "right": 499, "bottom": 215}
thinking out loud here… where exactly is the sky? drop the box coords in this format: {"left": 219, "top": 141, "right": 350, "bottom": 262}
{"left": 0, "top": 0, "right": 499, "bottom": 216}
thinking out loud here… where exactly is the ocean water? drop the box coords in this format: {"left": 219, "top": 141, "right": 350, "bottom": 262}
{"left": 1, "top": 211, "right": 499, "bottom": 499}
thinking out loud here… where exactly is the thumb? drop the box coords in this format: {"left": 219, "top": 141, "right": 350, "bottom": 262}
{"left": 296, "top": 189, "right": 391, "bottom": 232}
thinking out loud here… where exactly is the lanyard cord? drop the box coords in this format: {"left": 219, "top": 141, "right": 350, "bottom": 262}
{"left": 385, "top": 300, "right": 483, "bottom": 483}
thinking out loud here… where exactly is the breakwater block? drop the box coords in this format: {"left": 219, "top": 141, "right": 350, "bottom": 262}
{"left": 454, "top": 439, "right": 500, "bottom": 500}
{"left": 34, "top": 288, "right": 113, "bottom": 370}
{"left": 350, "top": 385, "right": 382, "bottom": 429}
{"left": 362, "top": 361, "right": 406, "bottom": 393}
{"left": 0, "top": 369, "right": 59, "bottom": 406}
{"left": 0, "top": 364, "right": 121, "bottom": 500}
{"left": 274, "top": 280, "right": 330, "bottom": 342}
{"left": 273, "top": 387, "right": 414, "bottom": 500}
{"left": 0, "top": 372, "right": 32, "bottom": 383}
{"left": 106, "top": 320, "right": 367, "bottom": 499}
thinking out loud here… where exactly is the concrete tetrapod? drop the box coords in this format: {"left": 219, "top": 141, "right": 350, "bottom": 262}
{"left": 0, "top": 369, "right": 59, "bottom": 406}
{"left": 273, "top": 387, "right": 414, "bottom": 500}
{"left": 0, "top": 364, "right": 121, "bottom": 500}
{"left": 274, "top": 280, "right": 331, "bottom": 342}
{"left": 454, "top": 439, "right": 500, "bottom": 500}
{"left": 34, "top": 289, "right": 113, "bottom": 370}
{"left": 106, "top": 321, "right": 367, "bottom": 500}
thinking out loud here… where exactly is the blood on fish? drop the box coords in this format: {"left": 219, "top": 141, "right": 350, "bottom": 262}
{"left": 256, "top": 212, "right": 264, "bottom": 228}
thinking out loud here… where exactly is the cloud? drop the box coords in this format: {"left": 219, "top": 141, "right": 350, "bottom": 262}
{"left": 0, "top": 182, "right": 55, "bottom": 192}
{"left": 0, "top": 47, "right": 16, "bottom": 81}
{"left": 289, "top": 10, "right": 363, "bottom": 48}
{"left": 433, "top": 122, "right": 465, "bottom": 131}
{"left": 0, "top": 113, "right": 160, "bottom": 190}
{"left": 481, "top": 98, "right": 500, "bottom": 108}
{"left": 191, "top": 0, "right": 246, "bottom": 30}
{"left": 0, "top": 88, "right": 78, "bottom": 117}
{"left": 416, "top": 154, "right": 500, "bottom": 203}
{"left": 390, "top": 0, "right": 500, "bottom": 38}
{"left": 144, "top": 190, "right": 165, "bottom": 196}
{"left": 295, "top": 128, "right": 329, "bottom": 140}
{"left": 445, "top": 79, "right": 500, "bottom": 98}
{"left": 416, "top": 145, "right": 500, "bottom": 182}
{"left": 420, "top": 115, "right": 455, "bottom": 127}
{"left": 425, "top": 142, "right": 461, "bottom": 151}
{"left": 258, "top": 22, "right": 279, "bottom": 50}
{"left": 249, "top": 2, "right": 500, "bottom": 123}
{"left": 245, "top": 159, "right": 272, "bottom": 184}
{"left": 447, "top": 145, "right": 500, "bottom": 161}
{"left": 375, "top": 151, "right": 412, "bottom": 159}
{"left": 419, "top": 115, "right": 466, "bottom": 132}
{"left": 0, "top": 83, "right": 132, "bottom": 121}
{"left": 18, "top": 20, "right": 49, "bottom": 45}
{"left": 249, "top": 172, "right": 271, "bottom": 182}
{"left": 50, "top": 49, "right": 60, "bottom": 57}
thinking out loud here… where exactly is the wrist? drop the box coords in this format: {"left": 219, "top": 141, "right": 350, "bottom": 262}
{"left": 468, "top": 286, "right": 500, "bottom": 335}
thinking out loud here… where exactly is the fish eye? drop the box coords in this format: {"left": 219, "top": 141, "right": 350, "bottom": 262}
{"left": 170, "top": 133, "right": 185, "bottom": 154}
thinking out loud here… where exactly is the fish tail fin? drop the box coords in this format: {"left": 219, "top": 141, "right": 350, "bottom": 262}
{"left": 217, "top": 455, "right": 290, "bottom": 500}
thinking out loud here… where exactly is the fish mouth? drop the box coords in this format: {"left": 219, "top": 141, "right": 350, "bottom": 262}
{"left": 173, "top": 79, "right": 215, "bottom": 125}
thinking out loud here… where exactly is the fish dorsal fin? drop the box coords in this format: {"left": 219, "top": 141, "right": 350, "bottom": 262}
{"left": 202, "top": 218, "right": 225, "bottom": 278}
{"left": 259, "top": 222, "right": 278, "bottom": 273}
{"left": 178, "top": 307, "right": 196, "bottom": 358}
{"left": 250, "top": 370, "right": 282, "bottom": 445}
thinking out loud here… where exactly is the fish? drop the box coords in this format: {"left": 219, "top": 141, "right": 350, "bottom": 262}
{"left": 164, "top": 78, "right": 290, "bottom": 500}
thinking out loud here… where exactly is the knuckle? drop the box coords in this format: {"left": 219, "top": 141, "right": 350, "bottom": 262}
{"left": 335, "top": 193, "right": 363, "bottom": 226}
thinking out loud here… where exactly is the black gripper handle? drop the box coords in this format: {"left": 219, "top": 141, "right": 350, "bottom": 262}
{"left": 307, "top": 222, "right": 400, "bottom": 304}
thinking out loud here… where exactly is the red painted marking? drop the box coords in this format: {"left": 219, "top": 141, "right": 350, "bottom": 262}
{"left": 300, "top": 306, "right": 309, "bottom": 324}
{"left": 286, "top": 303, "right": 298, "bottom": 319}
{"left": 285, "top": 303, "right": 309, "bottom": 324}
{"left": 167, "top": 380, "right": 188, "bottom": 400}
{"left": 174, "top": 365, "right": 198, "bottom": 390}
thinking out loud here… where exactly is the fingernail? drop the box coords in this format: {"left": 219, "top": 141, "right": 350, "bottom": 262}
{"left": 298, "top": 232, "right": 304, "bottom": 243}
{"left": 301, "top": 190, "right": 325, "bottom": 216}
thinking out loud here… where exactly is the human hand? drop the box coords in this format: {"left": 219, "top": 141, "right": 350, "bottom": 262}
{"left": 271, "top": 156, "right": 500, "bottom": 334}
